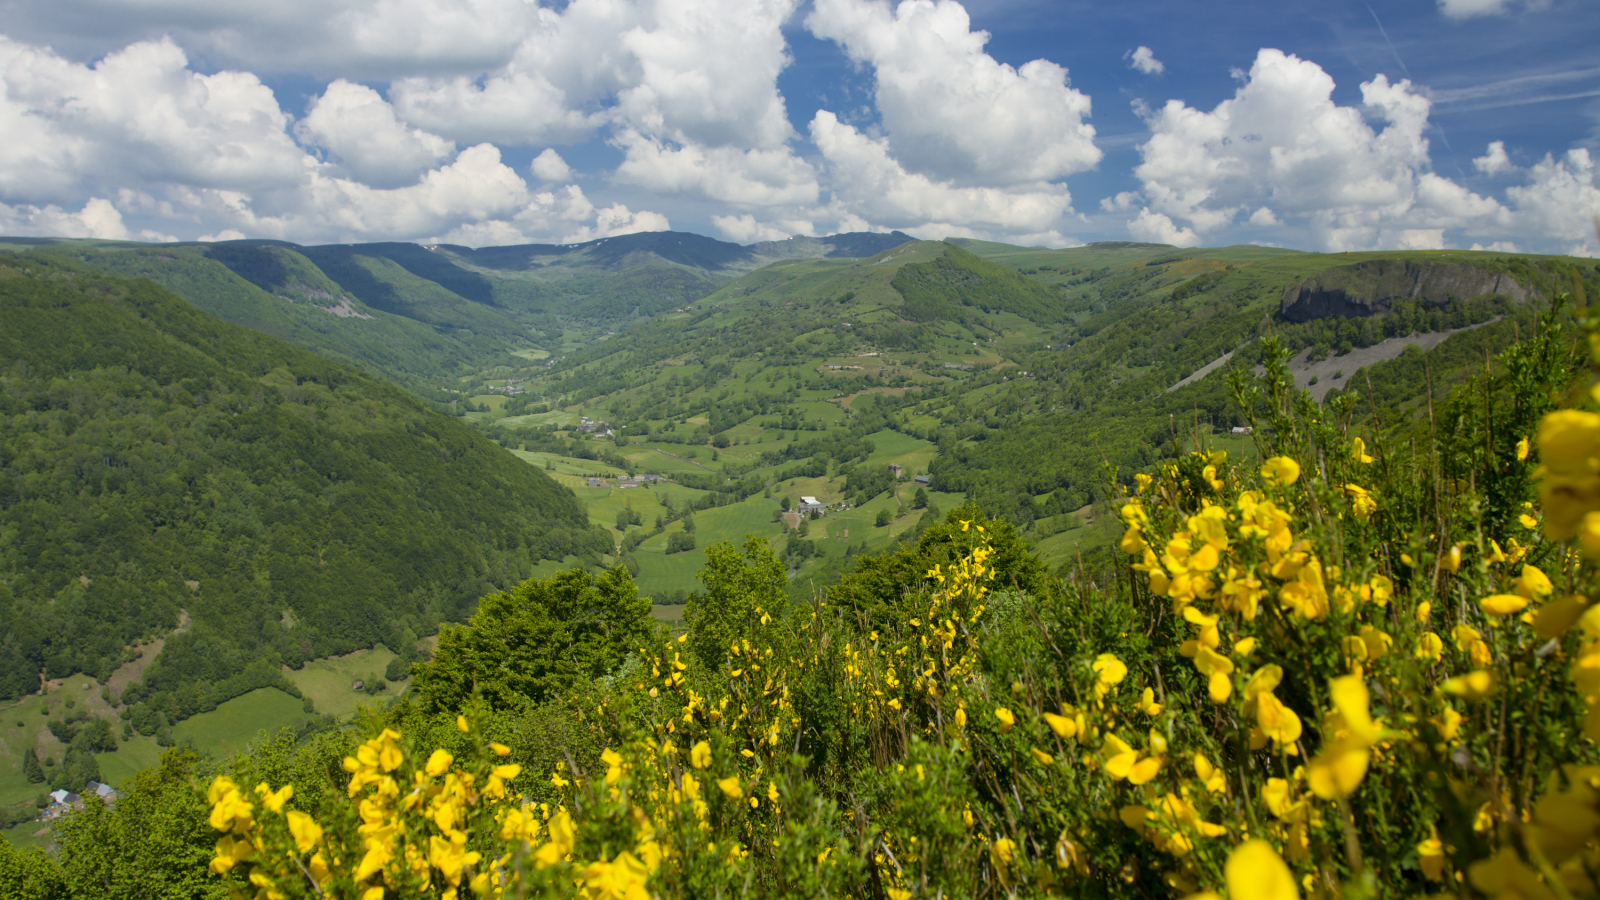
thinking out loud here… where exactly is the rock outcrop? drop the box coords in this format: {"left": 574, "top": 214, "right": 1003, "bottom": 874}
{"left": 1280, "top": 260, "right": 1535, "bottom": 322}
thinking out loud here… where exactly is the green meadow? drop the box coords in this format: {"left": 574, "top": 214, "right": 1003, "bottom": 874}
{"left": 169, "top": 689, "right": 315, "bottom": 760}
{"left": 285, "top": 647, "right": 403, "bottom": 721}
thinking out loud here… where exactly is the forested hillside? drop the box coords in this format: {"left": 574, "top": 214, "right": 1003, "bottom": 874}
{"left": 0, "top": 258, "right": 606, "bottom": 722}
{"left": 467, "top": 238, "right": 1600, "bottom": 589}
{"left": 0, "top": 231, "right": 917, "bottom": 403}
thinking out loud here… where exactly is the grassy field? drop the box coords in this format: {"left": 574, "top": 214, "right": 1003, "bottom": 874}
{"left": 500, "top": 409, "right": 581, "bottom": 429}
{"left": 286, "top": 647, "right": 403, "bottom": 720}
{"left": 525, "top": 555, "right": 587, "bottom": 583}
{"left": 508, "top": 448, "right": 627, "bottom": 477}
{"left": 862, "top": 429, "right": 937, "bottom": 480}
{"left": 93, "top": 735, "right": 162, "bottom": 791}
{"left": 631, "top": 498, "right": 787, "bottom": 594}
{"left": 0, "top": 673, "right": 121, "bottom": 810}
{"left": 169, "top": 688, "right": 315, "bottom": 761}
{"left": 0, "top": 692, "right": 64, "bottom": 810}
{"left": 1032, "top": 506, "right": 1120, "bottom": 573}
{"left": 2, "top": 819, "right": 49, "bottom": 850}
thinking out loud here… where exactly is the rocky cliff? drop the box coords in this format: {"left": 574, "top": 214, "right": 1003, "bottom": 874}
{"left": 1280, "top": 259, "right": 1535, "bottom": 322}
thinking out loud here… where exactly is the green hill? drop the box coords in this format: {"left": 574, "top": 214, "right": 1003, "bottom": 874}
{"left": 0, "top": 232, "right": 918, "bottom": 403}
{"left": 0, "top": 257, "right": 607, "bottom": 721}
{"left": 5, "top": 242, "right": 512, "bottom": 398}
{"left": 472, "top": 239, "right": 1600, "bottom": 583}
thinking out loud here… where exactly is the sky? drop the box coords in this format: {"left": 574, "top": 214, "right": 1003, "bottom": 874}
{"left": 0, "top": 0, "right": 1596, "bottom": 254}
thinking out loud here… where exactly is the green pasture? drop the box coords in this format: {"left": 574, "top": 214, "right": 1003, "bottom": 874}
{"left": 500, "top": 409, "right": 581, "bottom": 429}
{"left": 633, "top": 547, "right": 710, "bottom": 595}
{"left": 625, "top": 445, "right": 713, "bottom": 475}
{"left": 511, "top": 348, "right": 551, "bottom": 361}
{"left": 0, "top": 674, "right": 120, "bottom": 808}
{"left": 525, "top": 556, "right": 587, "bottom": 583}
{"left": 2, "top": 820, "right": 48, "bottom": 850}
{"left": 632, "top": 497, "right": 786, "bottom": 595}
{"left": 93, "top": 735, "right": 162, "bottom": 791}
{"left": 582, "top": 482, "right": 708, "bottom": 536}
{"left": 774, "top": 475, "right": 845, "bottom": 507}
{"left": 862, "top": 429, "right": 936, "bottom": 476}
{"left": 168, "top": 689, "right": 315, "bottom": 761}
{"left": 509, "top": 448, "right": 627, "bottom": 477}
{"left": 1031, "top": 506, "right": 1120, "bottom": 573}
{"left": 286, "top": 646, "right": 402, "bottom": 720}
{"left": 0, "top": 694, "right": 57, "bottom": 809}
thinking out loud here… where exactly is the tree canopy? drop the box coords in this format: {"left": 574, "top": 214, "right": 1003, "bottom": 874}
{"left": 410, "top": 566, "right": 654, "bottom": 713}
{"left": 0, "top": 261, "right": 606, "bottom": 718}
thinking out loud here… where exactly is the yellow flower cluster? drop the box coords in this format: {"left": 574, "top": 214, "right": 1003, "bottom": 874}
{"left": 1101, "top": 437, "right": 1586, "bottom": 893}
{"left": 206, "top": 717, "right": 531, "bottom": 900}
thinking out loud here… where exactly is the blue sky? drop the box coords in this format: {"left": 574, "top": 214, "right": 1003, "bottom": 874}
{"left": 0, "top": 0, "right": 1594, "bottom": 253}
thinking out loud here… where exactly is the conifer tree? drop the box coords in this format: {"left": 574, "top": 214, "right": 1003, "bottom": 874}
{"left": 22, "top": 748, "right": 43, "bottom": 784}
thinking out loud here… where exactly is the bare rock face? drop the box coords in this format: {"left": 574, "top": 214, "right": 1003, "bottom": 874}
{"left": 1280, "top": 260, "right": 1535, "bottom": 322}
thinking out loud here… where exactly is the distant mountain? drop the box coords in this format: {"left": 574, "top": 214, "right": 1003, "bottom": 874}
{"left": 0, "top": 255, "right": 606, "bottom": 716}
{"left": 0, "top": 230, "right": 918, "bottom": 397}
{"left": 439, "top": 230, "right": 760, "bottom": 272}
{"left": 747, "top": 231, "right": 917, "bottom": 260}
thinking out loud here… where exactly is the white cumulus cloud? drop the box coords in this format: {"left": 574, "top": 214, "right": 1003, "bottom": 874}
{"left": 296, "top": 80, "right": 455, "bottom": 188}
{"left": 389, "top": 70, "right": 601, "bottom": 147}
{"left": 0, "top": 35, "right": 307, "bottom": 205}
{"left": 530, "top": 149, "right": 575, "bottom": 183}
{"left": 612, "top": 130, "right": 819, "bottom": 207}
{"left": 614, "top": 0, "right": 801, "bottom": 150}
{"left": 0, "top": 35, "right": 671, "bottom": 245}
{"left": 0, "top": 197, "right": 128, "bottom": 240}
{"left": 1127, "top": 46, "right": 1164, "bottom": 75}
{"left": 712, "top": 214, "right": 816, "bottom": 243}
{"left": 810, "top": 110, "right": 1076, "bottom": 241}
{"left": 1474, "top": 141, "right": 1516, "bottom": 175}
{"left": 1129, "top": 48, "right": 1513, "bottom": 251}
{"left": 1502, "top": 149, "right": 1600, "bottom": 256}
{"left": 1127, "top": 208, "right": 1198, "bottom": 247}
{"left": 806, "top": 0, "right": 1100, "bottom": 187}
{"left": 0, "top": 0, "right": 543, "bottom": 80}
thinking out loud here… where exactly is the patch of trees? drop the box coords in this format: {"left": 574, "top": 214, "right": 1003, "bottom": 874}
{"left": 1275, "top": 294, "right": 1514, "bottom": 360}
{"left": 0, "top": 265, "right": 606, "bottom": 719}
{"left": 843, "top": 466, "right": 896, "bottom": 506}
{"left": 410, "top": 566, "right": 652, "bottom": 714}
{"left": 891, "top": 245, "right": 1068, "bottom": 325}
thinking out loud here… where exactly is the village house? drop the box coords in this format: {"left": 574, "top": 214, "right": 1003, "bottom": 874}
{"left": 586, "top": 478, "right": 604, "bottom": 488}
{"left": 799, "top": 496, "right": 827, "bottom": 514}
{"left": 888, "top": 463, "right": 902, "bottom": 479}
{"left": 914, "top": 474, "right": 930, "bottom": 486}
{"left": 41, "top": 783, "right": 113, "bottom": 821}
